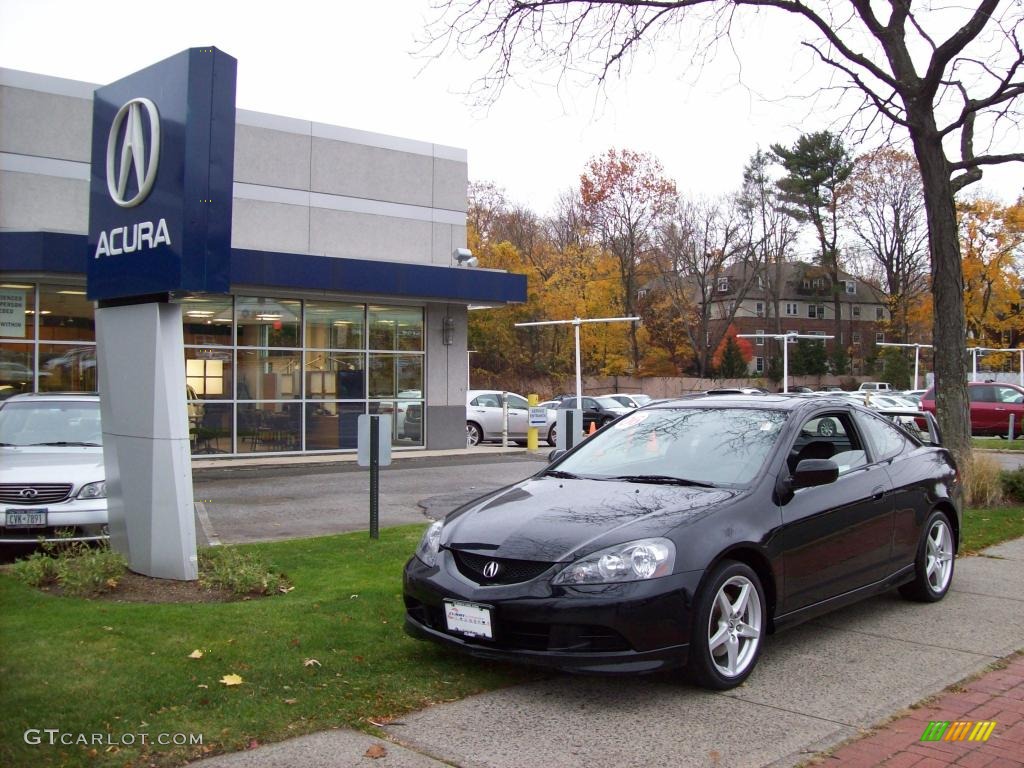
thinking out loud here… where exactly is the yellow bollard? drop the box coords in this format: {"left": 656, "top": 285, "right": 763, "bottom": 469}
{"left": 527, "top": 393, "right": 539, "bottom": 450}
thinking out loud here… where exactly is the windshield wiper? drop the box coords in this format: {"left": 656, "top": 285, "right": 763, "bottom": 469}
{"left": 31, "top": 441, "right": 101, "bottom": 447}
{"left": 542, "top": 469, "right": 580, "bottom": 479}
{"left": 606, "top": 474, "right": 717, "bottom": 488}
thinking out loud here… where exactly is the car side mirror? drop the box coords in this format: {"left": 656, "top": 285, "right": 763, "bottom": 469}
{"left": 548, "top": 449, "right": 566, "bottom": 463}
{"left": 791, "top": 459, "right": 839, "bottom": 489}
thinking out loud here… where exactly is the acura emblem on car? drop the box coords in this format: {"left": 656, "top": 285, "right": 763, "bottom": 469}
{"left": 19, "top": 488, "right": 39, "bottom": 499}
{"left": 106, "top": 97, "right": 161, "bottom": 208}
{"left": 482, "top": 561, "right": 501, "bottom": 579}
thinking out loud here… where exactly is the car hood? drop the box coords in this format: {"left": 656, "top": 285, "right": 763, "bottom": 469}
{"left": 0, "top": 447, "right": 104, "bottom": 484}
{"left": 442, "top": 476, "right": 738, "bottom": 562}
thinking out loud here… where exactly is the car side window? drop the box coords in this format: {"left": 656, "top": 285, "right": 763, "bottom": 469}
{"left": 788, "top": 412, "right": 865, "bottom": 475}
{"left": 996, "top": 387, "right": 1023, "bottom": 404}
{"left": 854, "top": 410, "right": 909, "bottom": 462}
{"left": 582, "top": 398, "right": 599, "bottom": 410}
{"left": 472, "top": 394, "right": 501, "bottom": 408}
{"left": 507, "top": 395, "right": 529, "bottom": 410}
{"left": 969, "top": 386, "right": 995, "bottom": 403}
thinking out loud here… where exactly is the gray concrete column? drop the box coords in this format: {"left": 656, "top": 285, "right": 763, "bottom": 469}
{"left": 95, "top": 302, "right": 197, "bottom": 580}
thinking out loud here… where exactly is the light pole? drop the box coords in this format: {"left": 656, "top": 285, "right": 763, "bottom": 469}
{"left": 737, "top": 332, "right": 834, "bottom": 393}
{"left": 876, "top": 342, "right": 933, "bottom": 390}
{"left": 514, "top": 316, "right": 641, "bottom": 407}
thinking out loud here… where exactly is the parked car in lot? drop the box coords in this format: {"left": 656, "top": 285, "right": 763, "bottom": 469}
{"left": 0, "top": 392, "right": 108, "bottom": 544}
{"left": 858, "top": 382, "right": 893, "bottom": 392}
{"left": 607, "top": 393, "right": 653, "bottom": 409}
{"left": 921, "top": 381, "right": 1024, "bottom": 436}
{"left": 466, "top": 390, "right": 557, "bottom": 446}
{"left": 553, "top": 395, "right": 631, "bottom": 433}
{"left": 404, "top": 393, "right": 960, "bottom": 688}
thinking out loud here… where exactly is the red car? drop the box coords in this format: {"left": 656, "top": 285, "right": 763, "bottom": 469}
{"left": 921, "top": 381, "right": 1024, "bottom": 436}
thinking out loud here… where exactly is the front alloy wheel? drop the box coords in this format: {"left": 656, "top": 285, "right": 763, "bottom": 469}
{"left": 688, "top": 561, "right": 765, "bottom": 690}
{"left": 466, "top": 422, "right": 482, "bottom": 447}
{"left": 900, "top": 510, "right": 955, "bottom": 602}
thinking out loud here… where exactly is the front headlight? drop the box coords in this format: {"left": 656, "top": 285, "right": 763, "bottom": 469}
{"left": 76, "top": 481, "right": 107, "bottom": 500}
{"left": 552, "top": 538, "right": 675, "bottom": 585}
{"left": 415, "top": 520, "right": 443, "bottom": 567}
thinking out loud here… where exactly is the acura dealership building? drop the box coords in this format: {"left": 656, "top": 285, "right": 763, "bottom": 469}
{"left": 0, "top": 61, "right": 525, "bottom": 456}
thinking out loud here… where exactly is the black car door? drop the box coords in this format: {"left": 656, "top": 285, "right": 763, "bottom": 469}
{"left": 777, "top": 410, "right": 895, "bottom": 614}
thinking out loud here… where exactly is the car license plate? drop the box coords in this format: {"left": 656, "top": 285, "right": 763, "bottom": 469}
{"left": 5, "top": 509, "right": 47, "bottom": 528}
{"left": 444, "top": 600, "right": 493, "bottom": 639}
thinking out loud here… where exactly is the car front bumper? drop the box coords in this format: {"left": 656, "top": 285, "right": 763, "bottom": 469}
{"left": 403, "top": 553, "right": 705, "bottom": 674}
{"left": 0, "top": 501, "right": 108, "bottom": 544}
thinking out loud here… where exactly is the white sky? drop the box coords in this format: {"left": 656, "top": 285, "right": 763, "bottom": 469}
{"left": 1, "top": 0, "right": 1020, "bottom": 215}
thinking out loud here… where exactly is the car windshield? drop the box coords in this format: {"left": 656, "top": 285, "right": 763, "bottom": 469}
{"left": 0, "top": 401, "right": 102, "bottom": 447}
{"left": 554, "top": 406, "right": 788, "bottom": 487}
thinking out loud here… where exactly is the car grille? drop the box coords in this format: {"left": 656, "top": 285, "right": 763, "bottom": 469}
{"left": 450, "top": 550, "right": 553, "bottom": 585}
{"left": 0, "top": 484, "right": 74, "bottom": 505}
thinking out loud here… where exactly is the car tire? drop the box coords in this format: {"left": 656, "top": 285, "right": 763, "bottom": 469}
{"left": 547, "top": 425, "right": 557, "bottom": 447}
{"left": 466, "top": 422, "right": 483, "bottom": 447}
{"left": 687, "top": 560, "right": 766, "bottom": 690}
{"left": 898, "top": 509, "right": 955, "bottom": 602}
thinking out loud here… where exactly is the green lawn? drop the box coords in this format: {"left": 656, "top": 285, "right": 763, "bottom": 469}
{"left": 972, "top": 437, "right": 1024, "bottom": 451}
{"left": 0, "top": 525, "right": 534, "bottom": 768}
{"left": 2, "top": 508, "right": 1022, "bottom": 768}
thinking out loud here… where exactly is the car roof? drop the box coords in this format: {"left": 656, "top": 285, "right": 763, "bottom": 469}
{"left": 649, "top": 393, "right": 851, "bottom": 411}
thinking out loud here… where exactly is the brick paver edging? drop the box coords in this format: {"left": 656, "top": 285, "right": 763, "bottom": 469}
{"left": 809, "top": 653, "right": 1024, "bottom": 767}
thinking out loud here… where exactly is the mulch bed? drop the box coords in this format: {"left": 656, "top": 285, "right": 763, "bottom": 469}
{"left": 34, "top": 571, "right": 255, "bottom": 604}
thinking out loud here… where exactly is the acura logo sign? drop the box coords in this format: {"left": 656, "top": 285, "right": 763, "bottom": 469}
{"left": 106, "top": 97, "right": 160, "bottom": 208}
{"left": 482, "top": 561, "right": 501, "bottom": 579}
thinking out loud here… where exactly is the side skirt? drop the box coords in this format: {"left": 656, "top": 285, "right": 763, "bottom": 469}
{"left": 772, "top": 564, "right": 916, "bottom": 632}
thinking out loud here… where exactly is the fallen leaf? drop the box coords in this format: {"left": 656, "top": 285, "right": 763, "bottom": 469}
{"left": 303, "top": 658, "right": 321, "bottom": 668}
{"left": 188, "top": 649, "right": 204, "bottom": 659}
{"left": 350, "top": 594, "right": 359, "bottom": 599}
{"left": 365, "top": 745, "right": 387, "bottom": 759}
{"left": 290, "top": 638, "right": 301, "bottom": 647}
{"left": 197, "top": 684, "right": 208, "bottom": 689}
{"left": 220, "top": 674, "right": 244, "bottom": 686}
{"left": 248, "top": 739, "right": 260, "bottom": 750}
{"left": 284, "top": 698, "right": 298, "bottom": 705}
{"left": 279, "top": 585, "right": 294, "bottom": 593}
{"left": 103, "top": 626, "right": 113, "bottom": 631}
{"left": 105, "top": 578, "right": 119, "bottom": 589}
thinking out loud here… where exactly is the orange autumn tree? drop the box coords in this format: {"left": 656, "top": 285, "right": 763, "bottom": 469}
{"left": 960, "top": 198, "right": 1024, "bottom": 346}
{"left": 712, "top": 325, "right": 754, "bottom": 379}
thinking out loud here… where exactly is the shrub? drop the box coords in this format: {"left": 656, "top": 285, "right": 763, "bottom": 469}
{"left": 965, "top": 453, "right": 1005, "bottom": 508}
{"left": 198, "top": 546, "right": 290, "bottom": 596}
{"left": 1001, "top": 466, "right": 1024, "bottom": 503}
{"left": 11, "top": 540, "right": 127, "bottom": 597}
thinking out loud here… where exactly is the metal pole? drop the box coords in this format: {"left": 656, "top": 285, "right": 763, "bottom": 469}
{"left": 913, "top": 346, "right": 920, "bottom": 391}
{"left": 501, "top": 391, "right": 509, "bottom": 448}
{"left": 574, "top": 320, "right": 583, "bottom": 410}
{"left": 782, "top": 337, "right": 789, "bottom": 394}
{"left": 369, "top": 415, "right": 379, "bottom": 540}
{"left": 972, "top": 348, "right": 978, "bottom": 382}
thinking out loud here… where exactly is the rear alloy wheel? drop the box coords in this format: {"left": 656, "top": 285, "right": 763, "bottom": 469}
{"left": 688, "top": 561, "right": 765, "bottom": 690}
{"left": 547, "top": 424, "right": 557, "bottom": 447}
{"left": 899, "top": 510, "right": 955, "bottom": 602}
{"left": 466, "top": 422, "right": 482, "bottom": 447}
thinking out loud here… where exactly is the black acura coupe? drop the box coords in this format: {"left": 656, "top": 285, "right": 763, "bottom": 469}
{"left": 403, "top": 395, "right": 960, "bottom": 689}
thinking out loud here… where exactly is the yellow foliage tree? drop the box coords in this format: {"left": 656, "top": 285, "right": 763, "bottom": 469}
{"left": 960, "top": 198, "right": 1024, "bottom": 346}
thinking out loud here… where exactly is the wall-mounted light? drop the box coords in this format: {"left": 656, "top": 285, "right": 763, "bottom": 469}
{"left": 442, "top": 316, "right": 455, "bottom": 346}
{"left": 453, "top": 247, "right": 479, "bottom": 268}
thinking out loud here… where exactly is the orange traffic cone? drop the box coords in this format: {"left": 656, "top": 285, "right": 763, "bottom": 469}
{"left": 588, "top": 421, "right": 597, "bottom": 436}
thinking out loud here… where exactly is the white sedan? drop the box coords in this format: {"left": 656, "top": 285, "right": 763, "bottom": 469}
{"left": 466, "top": 390, "right": 558, "bottom": 446}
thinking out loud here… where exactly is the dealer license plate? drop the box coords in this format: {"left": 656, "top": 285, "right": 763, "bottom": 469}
{"left": 5, "top": 509, "right": 47, "bottom": 528}
{"left": 444, "top": 600, "right": 493, "bottom": 639}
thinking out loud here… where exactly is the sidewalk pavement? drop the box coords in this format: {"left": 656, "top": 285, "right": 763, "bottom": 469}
{"left": 190, "top": 538, "right": 1024, "bottom": 768}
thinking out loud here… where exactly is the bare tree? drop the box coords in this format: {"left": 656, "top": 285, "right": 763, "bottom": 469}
{"left": 428, "top": 0, "right": 1024, "bottom": 467}
{"left": 656, "top": 196, "right": 756, "bottom": 377}
{"left": 846, "top": 147, "right": 930, "bottom": 341}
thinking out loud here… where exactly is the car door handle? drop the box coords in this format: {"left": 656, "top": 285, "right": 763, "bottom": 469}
{"left": 995, "top": 407, "right": 1007, "bottom": 411}
{"left": 871, "top": 486, "right": 886, "bottom": 500}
